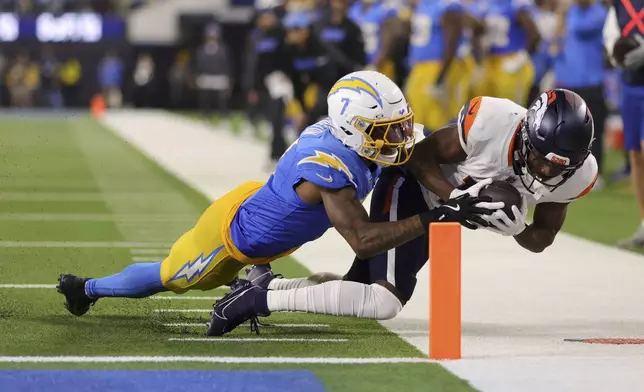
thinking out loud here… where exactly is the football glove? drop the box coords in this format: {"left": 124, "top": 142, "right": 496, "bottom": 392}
{"left": 420, "top": 193, "right": 504, "bottom": 231}
{"left": 481, "top": 194, "right": 528, "bottom": 236}
{"left": 624, "top": 34, "right": 644, "bottom": 69}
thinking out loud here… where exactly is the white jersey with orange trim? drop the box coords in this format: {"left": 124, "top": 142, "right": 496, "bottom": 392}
{"left": 418, "top": 96, "right": 599, "bottom": 208}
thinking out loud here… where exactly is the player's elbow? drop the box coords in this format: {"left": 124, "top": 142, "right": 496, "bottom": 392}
{"left": 352, "top": 241, "right": 373, "bottom": 260}
{"left": 349, "top": 235, "right": 378, "bottom": 260}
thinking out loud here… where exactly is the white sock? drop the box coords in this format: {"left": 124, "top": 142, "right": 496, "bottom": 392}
{"left": 267, "top": 277, "right": 318, "bottom": 290}
{"left": 266, "top": 280, "right": 403, "bottom": 320}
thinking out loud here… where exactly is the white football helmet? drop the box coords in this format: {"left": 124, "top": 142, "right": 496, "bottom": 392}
{"left": 327, "top": 70, "right": 415, "bottom": 166}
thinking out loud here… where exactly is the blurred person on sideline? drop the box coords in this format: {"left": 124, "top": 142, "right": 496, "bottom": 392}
{"left": 132, "top": 52, "right": 156, "bottom": 108}
{"left": 282, "top": 10, "right": 337, "bottom": 131}
{"left": 606, "top": 0, "right": 644, "bottom": 248}
{"left": 99, "top": 50, "right": 125, "bottom": 108}
{"left": 6, "top": 52, "right": 39, "bottom": 108}
{"left": 59, "top": 57, "right": 81, "bottom": 107}
{"left": 347, "top": 0, "right": 399, "bottom": 80}
{"left": 39, "top": 46, "right": 63, "bottom": 108}
{"left": 194, "top": 23, "right": 233, "bottom": 126}
{"left": 553, "top": 0, "right": 608, "bottom": 188}
{"left": 313, "top": 0, "right": 366, "bottom": 80}
{"left": 243, "top": 5, "right": 289, "bottom": 170}
{"left": 527, "top": 0, "right": 558, "bottom": 105}
{"left": 168, "top": 50, "right": 192, "bottom": 109}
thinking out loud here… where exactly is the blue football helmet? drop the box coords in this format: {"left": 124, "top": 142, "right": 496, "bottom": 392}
{"left": 513, "top": 89, "right": 594, "bottom": 194}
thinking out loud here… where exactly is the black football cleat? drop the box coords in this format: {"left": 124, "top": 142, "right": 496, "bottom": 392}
{"left": 206, "top": 279, "right": 270, "bottom": 336}
{"left": 56, "top": 274, "right": 97, "bottom": 316}
{"left": 244, "top": 264, "right": 282, "bottom": 290}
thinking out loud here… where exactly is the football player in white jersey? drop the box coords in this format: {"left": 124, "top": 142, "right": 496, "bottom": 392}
{"left": 231, "top": 88, "right": 598, "bottom": 326}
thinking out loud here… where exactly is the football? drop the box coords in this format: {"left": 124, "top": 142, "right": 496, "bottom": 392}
{"left": 479, "top": 180, "right": 523, "bottom": 220}
{"left": 612, "top": 36, "right": 640, "bottom": 66}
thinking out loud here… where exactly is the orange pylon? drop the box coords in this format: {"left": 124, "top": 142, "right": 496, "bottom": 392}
{"left": 90, "top": 94, "right": 106, "bottom": 117}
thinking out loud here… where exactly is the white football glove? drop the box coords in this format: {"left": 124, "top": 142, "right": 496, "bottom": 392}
{"left": 481, "top": 194, "right": 528, "bottom": 236}
{"left": 449, "top": 178, "right": 491, "bottom": 199}
{"left": 624, "top": 34, "right": 644, "bottom": 69}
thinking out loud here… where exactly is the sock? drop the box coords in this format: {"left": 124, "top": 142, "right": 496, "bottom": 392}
{"left": 265, "top": 280, "right": 403, "bottom": 320}
{"left": 640, "top": 220, "right": 644, "bottom": 228}
{"left": 85, "top": 262, "right": 167, "bottom": 299}
{"left": 267, "top": 277, "right": 319, "bottom": 290}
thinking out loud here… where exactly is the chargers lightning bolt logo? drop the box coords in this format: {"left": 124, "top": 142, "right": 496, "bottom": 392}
{"left": 169, "top": 246, "right": 224, "bottom": 283}
{"left": 298, "top": 151, "right": 356, "bottom": 187}
{"left": 328, "top": 76, "right": 383, "bottom": 108}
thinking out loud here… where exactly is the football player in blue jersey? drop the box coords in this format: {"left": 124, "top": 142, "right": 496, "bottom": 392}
{"left": 404, "top": 0, "right": 466, "bottom": 133}
{"left": 56, "top": 71, "right": 502, "bottom": 334}
{"left": 476, "top": 0, "right": 542, "bottom": 104}
{"left": 348, "top": 0, "right": 400, "bottom": 79}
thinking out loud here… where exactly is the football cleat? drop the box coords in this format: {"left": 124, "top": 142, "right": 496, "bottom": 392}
{"left": 617, "top": 226, "right": 644, "bottom": 249}
{"left": 206, "top": 279, "right": 270, "bottom": 336}
{"left": 56, "top": 274, "right": 97, "bottom": 316}
{"left": 244, "top": 264, "right": 282, "bottom": 290}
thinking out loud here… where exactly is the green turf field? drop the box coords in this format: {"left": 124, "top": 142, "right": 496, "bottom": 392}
{"left": 0, "top": 116, "right": 476, "bottom": 392}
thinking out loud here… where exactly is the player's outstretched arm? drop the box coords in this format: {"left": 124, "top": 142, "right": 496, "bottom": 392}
{"left": 514, "top": 202, "right": 568, "bottom": 253}
{"left": 405, "top": 123, "right": 466, "bottom": 201}
{"left": 318, "top": 185, "right": 495, "bottom": 259}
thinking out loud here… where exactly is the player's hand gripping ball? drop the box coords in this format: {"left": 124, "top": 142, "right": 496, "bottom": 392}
{"left": 479, "top": 180, "right": 528, "bottom": 236}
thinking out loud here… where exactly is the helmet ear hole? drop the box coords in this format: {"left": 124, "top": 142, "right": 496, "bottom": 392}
{"left": 340, "top": 126, "right": 353, "bottom": 136}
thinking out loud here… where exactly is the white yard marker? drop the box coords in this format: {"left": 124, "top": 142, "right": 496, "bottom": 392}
{"left": 154, "top": 309, "right": 212, "bottom": 313}
{"left": 0, "top": 241, "right": 174, "bottom": 248}
{"left": 0, "top": 284, "right": 56, "bottom": 289}
{"left": 151, "top": 296, "right": 220, "bottom": 301}
{"left": 169, "top": 338, "right": 348, "bottom": 343}
{"left": 163, "top": 323, "right": 329, "bottom": 328}
{"left": 0, "top": 356, "right": 433, "bottom": 364}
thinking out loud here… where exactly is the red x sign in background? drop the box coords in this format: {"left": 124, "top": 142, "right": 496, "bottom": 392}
{"left": 621, "top": 0, "right": 644, "bottom": 36}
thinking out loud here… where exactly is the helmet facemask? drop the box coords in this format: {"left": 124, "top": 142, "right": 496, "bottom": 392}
{"left": 514, "top": 121, "right": 589, "bottom": 195}
{"left": 351, "top": 108, "right": 415, "bottom": 166}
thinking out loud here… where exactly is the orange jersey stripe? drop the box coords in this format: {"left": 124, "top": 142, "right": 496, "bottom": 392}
{"left": 460, "top": 97, "right": 482, "bottom": 143}
{"left": 507, "top": 125, "right": 521, "bottom": 166}
{"left": 575, "top": 171, "right": 599, "bottom": 199}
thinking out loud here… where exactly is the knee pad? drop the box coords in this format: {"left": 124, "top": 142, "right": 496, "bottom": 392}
{"left": 370, "top": 283, "right": 403, "bottom": 320}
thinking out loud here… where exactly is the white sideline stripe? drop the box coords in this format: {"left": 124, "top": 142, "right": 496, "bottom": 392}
{"left": 0, "top": 241, "right": 174, "bottom": 248}
{"left": 169, "top": 338, "right": 348, "bottom": 343}
{"left": 151, "top": 296, "right": 220, "bottom": 300}
{"left": 163, "top": 323, "right": 330, "bottom": 328}
{"left": 130, "top": 249, "right": 169, "bottom": 255}
{"left": 0, "top": 284, "right": 56, "bottom": 288}
{"left": 0, "top": 213, "right": 195, "bottom": 222}
{"left": 154, "top": 309, "right": 212, "bottom": 313}
{"left": 0, "top": 356, "right": 432, "bottom": 364}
